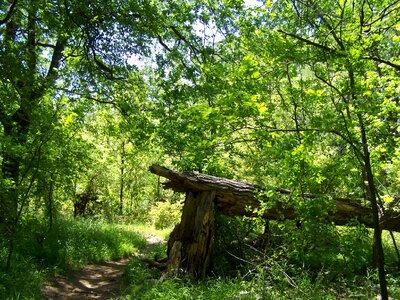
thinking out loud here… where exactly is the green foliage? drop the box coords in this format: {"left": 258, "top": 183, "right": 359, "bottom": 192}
{"left": 0, "top": 216, "right": 398, "bottom": 299}
{"left": 0, "top": 217, "right": 147, "bottom": 299}
{"left": 213, "top": 214, "right": 264, "bottom": 276}
{"left": 1, "top": 0, "right": 400, "bottom": 298}
{"left": 213, "top": 213, "right": 375, "bottom": 280}
{"left": 149, "top": 200, "right": 183, "bottom": 230}
{"left": 122, "top": 255, "right": 384, "bottom": 299}
{"left": 284, "top": 221, "right": 372, "bottom": 277}
{"left": 41, "top": 218, "right": 146, "bottom": 268}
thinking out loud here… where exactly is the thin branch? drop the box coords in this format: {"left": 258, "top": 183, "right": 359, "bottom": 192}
{"left": 313, "top": 71, "right": 346, "bottom": 99}
{"left": 58, "top": 87, "right": 117, "bottom": 105}
{"left": 0, "top": 0, "right": 18, "bottom": 26}
{"left": 36, "top": 42, "right": 56, "bottom": 49}
{"left": 278, "top": 29, "right": 338, "bottom": 54}
{"left": 170, "top": 26, "right": 200, "bottom": 52}
{"left": 312, "top": 69, "right": 364, "bottom": 163}
{"left": 364, "top": 0, "right": 400, "bottom": 27}
{"left": 170, "top": 25, "right": 204, "bottom": 65}
{"left": 224, "top": 248, "right": 257, "bottom": 266}
{"left": 157, "top": 35, "right": 172, "bottom": 52}
{"left": 307, "top": 0, "right": 346, "bottom": 50}
{"left": 363, "top": 56, "right": 400, "bottom": 71}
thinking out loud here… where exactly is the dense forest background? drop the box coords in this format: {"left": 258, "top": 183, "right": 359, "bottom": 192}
{"left": 1, "top": 0, "right": 400, "bottom": 299}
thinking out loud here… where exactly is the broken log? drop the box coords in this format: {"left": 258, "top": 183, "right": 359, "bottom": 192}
{"left": 167, "top": 190, "right": 215, "bottom": 279}
{"left": 149, "top": 164, "right": 400, "bottom": 232}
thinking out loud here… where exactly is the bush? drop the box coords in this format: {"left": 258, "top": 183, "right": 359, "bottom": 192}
{"left": 212, "top": 214, "right": 264, "bottom": 276}
{"left": 149, "top": 201, "right": 182, "bottom": 230}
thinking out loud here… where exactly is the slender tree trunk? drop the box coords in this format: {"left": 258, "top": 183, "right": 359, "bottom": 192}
{"left": 285, "top": 64, "right": 306, "bottom": 195}
{"left": 119, "top": 141, "right": 125, "bottom": 215}
{"left": 47, "top": 175, "right": 54, "bottom": 232}
{"left": 358, "top": 115, "right": 388, "bottom": 300}
{"left": 389, "top": 231, "right": 400, "bottom": 268}
{"left": 157, "top": 176, "right": 161, "bottom": 201}
{"left": 5, "top": 235, "right": 15, "bottom": 271}
{"left": 346, "top": 64, "right": 388, "bottom": 298}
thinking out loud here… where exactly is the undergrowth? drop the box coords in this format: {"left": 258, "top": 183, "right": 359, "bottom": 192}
{"left": 0, "top": 216, "right": 148, "bottom": 299}
{"left": 120, "top": 215, "right": 400, "bottom": 299}
{"left": 1, "top": 214, "right": 400, "bottom": 300}
{"left": 121, "top": 259, "right": 396, "bottom": 299}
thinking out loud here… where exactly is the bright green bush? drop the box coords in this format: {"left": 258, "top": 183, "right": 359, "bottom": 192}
{"left": 149, "top": 201, "right": 182, "bottom": 230}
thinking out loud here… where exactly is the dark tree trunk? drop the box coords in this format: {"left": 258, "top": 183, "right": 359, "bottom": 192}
{"left": 1, "top": 109, "right": 30, "bottom": 271}
{"left": 358, "top": 115, "right": 388, "bottom": 299}
{"left": 167, "top": 190, "right": 215, "bottom": 279}
{"left": 74, "top": 194, "right": 97, "bottom": 217}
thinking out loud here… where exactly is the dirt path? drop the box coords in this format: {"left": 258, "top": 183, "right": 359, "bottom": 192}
{"left": 41, "top": 257, "right": 130, "bottom": 300}
{"left": 41, "top": 234, "right": 164, "bottom": 300}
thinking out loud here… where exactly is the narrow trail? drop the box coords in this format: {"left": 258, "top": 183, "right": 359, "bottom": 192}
{"left": 41, "top": 234, "right": 164, "bottom": 300}
{"left": 41, "top": 258, "right": 130, "bottom": 300}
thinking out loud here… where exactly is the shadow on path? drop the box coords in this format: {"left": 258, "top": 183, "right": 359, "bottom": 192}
{"left": 41, "top": 258, "right": 130, "bottom": 300}
{"left": 41, "top": 234, "right": 165, "bottom": 299}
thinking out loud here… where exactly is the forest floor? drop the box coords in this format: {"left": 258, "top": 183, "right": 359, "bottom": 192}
{"left": 41, "top": 234, "right": 164, "bottom": 300}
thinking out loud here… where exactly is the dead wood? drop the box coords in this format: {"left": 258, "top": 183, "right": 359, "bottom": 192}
{"left": 149, "top": 164, "right": 400, "bottom": 232}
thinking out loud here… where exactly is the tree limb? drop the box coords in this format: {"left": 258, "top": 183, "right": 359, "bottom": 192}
{"left": 0, "top": 0, "right": 18, "bottom": 26}
{"left": 36, "top": 42, "right": 56, "bottom": 49}
{"left": 46, "top": 37, "right": 67, "bottom": 83}
{"left": 157, "top": 35, "right": 172, "bottom": 52}
{"left": 278, "top": 29, "right": 338, "bottom": 54}
{"left": 363, "top": 56, "right": 400, "bottom": 71}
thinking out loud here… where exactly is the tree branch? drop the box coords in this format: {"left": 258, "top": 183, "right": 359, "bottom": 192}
{"left": 0, "top": 0, "right": 18, "bottom": 26}
{"left": 36, "top": 42, "right": 56, "bottom": 49}
{"left": 89, "top": 46, "right": 125, "bottom": 80}
{"left": 58, "top": 87, "right": 117, "bottom": 105}
{"left": 46, "top": 37, "right": 67, "bottom": 83}
{"left": 364, "top": 0, "right": 400, "bottom": 27}
{"left": 157, "top": 35, "right": 172, "bottom": 52}
{"left": 363, "top": 56, "right": 400, "bottom": 71}
{"left": 170, "top": 26, "right": 199, "bottom": 52}
{"left": 277, "top": 29, "right": 338, "bottom": 54}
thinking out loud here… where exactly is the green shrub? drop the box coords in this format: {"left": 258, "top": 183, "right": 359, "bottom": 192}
{"left": 267, "top": 218, "right": 372, "bottom": 279}
{"left": 149, "top": 201, "right": 182, "bottom": 230}
{"left": 212, "top": 214, "right": 264, "bottom": 276}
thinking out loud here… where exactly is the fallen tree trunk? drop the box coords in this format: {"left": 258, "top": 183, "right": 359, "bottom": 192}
{"left": 149, "top": 164, "right": 400, "bottom": 232}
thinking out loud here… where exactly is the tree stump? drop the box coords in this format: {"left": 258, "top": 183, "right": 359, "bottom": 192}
{"left": 167, "top": 190, "right": 216, "bottom": 279}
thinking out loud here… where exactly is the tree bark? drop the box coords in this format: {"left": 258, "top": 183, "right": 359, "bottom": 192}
{"left": 167, "top": 190, "right": 215, "bottom": 280}
{"left": 149, "top": 164, "right": 400, "bottom": 232}
{"left": 358, "top": 114, "right": 388, "bottom": 299}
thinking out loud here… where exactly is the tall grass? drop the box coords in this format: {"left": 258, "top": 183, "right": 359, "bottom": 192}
{"left": 1, "top": 215, "right": 399, "bottom": 299}
{"left": 0, "top": 217, "right": 147, "bottom": 299}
